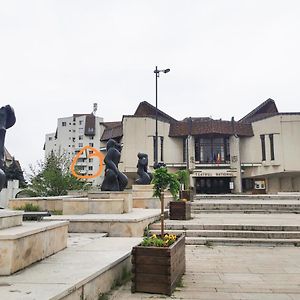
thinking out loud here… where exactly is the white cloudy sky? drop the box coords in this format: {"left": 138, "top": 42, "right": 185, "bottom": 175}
{"left": 1, "top": 0, "right": 300, "bottom": 172}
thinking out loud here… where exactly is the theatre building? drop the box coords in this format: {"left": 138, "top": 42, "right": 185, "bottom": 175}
{"left": 100, "top": 98, "right": 300, "bottom": 194}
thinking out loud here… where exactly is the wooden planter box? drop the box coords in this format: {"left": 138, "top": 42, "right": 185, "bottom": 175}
{"left": 132, "top": 234, "right": 185, "bottom": 296}
{"left": 169, "top": 201, "right": 192, "bottom": 220}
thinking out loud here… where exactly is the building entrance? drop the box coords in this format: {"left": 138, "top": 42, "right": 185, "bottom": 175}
{"left": 195, "top": 177, "right": 231, "bottom": 194}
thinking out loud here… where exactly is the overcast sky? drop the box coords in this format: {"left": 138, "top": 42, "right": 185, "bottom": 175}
{"left": 1, "top": 0, "right": 300, "bottom": 173}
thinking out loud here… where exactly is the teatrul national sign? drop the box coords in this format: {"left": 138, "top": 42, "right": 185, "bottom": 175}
{"left": 192, "top": 170, "right": 237, "bottom": 177}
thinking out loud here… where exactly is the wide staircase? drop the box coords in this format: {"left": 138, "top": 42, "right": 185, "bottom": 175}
{"left": 150, "top": 194, "right": 300, "bottom": 246}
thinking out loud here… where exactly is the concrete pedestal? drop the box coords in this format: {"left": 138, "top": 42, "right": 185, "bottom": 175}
{"left": 132, "top": 184, "right": 172, "bottom": 209}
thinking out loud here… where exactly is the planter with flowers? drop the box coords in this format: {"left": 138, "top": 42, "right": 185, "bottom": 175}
{"left": 131, "top": 167, "right": 185, "bottom": 296}
{"left": 169, "top": 170, "right": 192, "bottom": 220}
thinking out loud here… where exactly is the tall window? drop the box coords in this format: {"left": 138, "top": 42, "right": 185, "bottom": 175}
{"left": 153, "top": 136, "right": 164, "bottom": 162}
{"left": 160, "top": 137, "right": 164, "bottom": 162}
{"left": 195, "top": 137, "right": 229, "bottom": 163}
{"left": 183, "top": 138, "right": 187, "bottom": 162}
{"left": 260, "top": 135, "right": 266, "bottom": 161}
{"left": 269, "top": 134, "right": 275, "bottom": 160}
{"left": 62, "top": 122, "right": 66, "bottom": 127}
{"left": 153, "top": 136, "right": 157, "bottom": 163}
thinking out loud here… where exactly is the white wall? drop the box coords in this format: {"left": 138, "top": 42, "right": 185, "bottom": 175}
{"left": 121, "top": 117, "right": 183, "bottom": 173}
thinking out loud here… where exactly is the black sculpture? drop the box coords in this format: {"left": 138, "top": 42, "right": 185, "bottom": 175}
{"left": 0, "top": 105, "right": 16, "bottom": 193}
{"left": 101, "top": 139, "right": 128, "bottom": 191}
{"left": 136, "top": 153, "right": 153, "bottom": 185}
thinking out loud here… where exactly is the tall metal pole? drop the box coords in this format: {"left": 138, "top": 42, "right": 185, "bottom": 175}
{"left": 155, "top": 66, "right": 158, "bottom": 167}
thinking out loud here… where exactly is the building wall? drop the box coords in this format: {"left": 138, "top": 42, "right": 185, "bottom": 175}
{"left": 120, "top": 117, "right": 183, "bottom": 173}
{"left": 240, "top": 114, "right": 300, "bottom": 193}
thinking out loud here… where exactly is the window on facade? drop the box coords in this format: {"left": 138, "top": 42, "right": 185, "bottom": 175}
{"left": 77, "top": 166, "right": 85, "bottom": 170}
{"left": 79, "top": 120, "right": 83, "bottom": 125}
{"left": 62, "top": 122, "right": 66, "bottom": 126}
{"left": 49, "top": 137, "right": 52, "bottom": 141}
{"left": 89, "top": 158, "right": 93, "bottom": 162}
{"left": 260, "top": 135, "right": 266, "bottom": 161}
{"left": 195, "top": 137, "right": 229, "bottom": 163}
{"left": 183, "top": 138, "right": 187, "bottom": 162}
{"left": 269, "top": 134, "right": 275, "bottom": 160}
{"left": 89, "top": 136, "right": 94, "bottom": 140}
{"left": 160, "top": 137, "right": 164, "bottom": 162}
{"left": 79, "top": 128, "right": 84, "bottom": 134}
{"left": 88, "top": 166, "right": 93, "bottom": 170}
{"left": 89, "top": 143, "right": 94, "bottom": 147}
{"left": 79, "top": 135, "right": 83, "bottom": 140}
{"left": 153, "top": 136, "right": 157, "bottom": 162}
{"left": 78, "top": 143, "right": 83, "bottom": 147}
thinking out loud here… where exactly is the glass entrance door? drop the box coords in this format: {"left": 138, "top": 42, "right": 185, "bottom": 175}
{"left": 196, "top": 177, "right": 231, "bottom": 194}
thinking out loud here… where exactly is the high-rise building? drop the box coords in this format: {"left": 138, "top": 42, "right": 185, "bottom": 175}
{"left": 44, "top": 106, "right": 104, "bottom": 186}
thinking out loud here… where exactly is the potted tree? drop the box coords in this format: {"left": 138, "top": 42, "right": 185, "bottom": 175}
{"left": 131, "top": 167, "right": 185, "bottom": 296}
{"left": 169, "top": 170, "right": 192, "bottom": 220}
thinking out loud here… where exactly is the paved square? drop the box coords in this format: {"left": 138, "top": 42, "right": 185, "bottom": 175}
{"left": 110, "top": 245, "right": 300, "bottom": 300}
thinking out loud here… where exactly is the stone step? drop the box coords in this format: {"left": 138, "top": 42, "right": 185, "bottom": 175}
{"left": 0, "top": 236, "right": 142, "bottom": 300}
{"left": 150, "top": 223, "right": 300, "bottom": 231}
{"left": 0, "top": 209, "right": 23, "bottom": 230}
{"left": 0, "top": 220, "right": 68, "bottom": 275}
{"left": 150, "top": 229, "right": 300, "bottom": 239}
{"left": 194, "top": 194, "right": 300, "bottom": 200}
{"left": 185, "top": 236, "right": 300, "bottom": 246}
{"left": 192, "top": 209, "right": 300, "bottom": 214}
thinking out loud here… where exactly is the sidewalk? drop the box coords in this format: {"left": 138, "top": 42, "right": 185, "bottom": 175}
{"left": 110, "top": 245, "right": 300, "bottom": 300}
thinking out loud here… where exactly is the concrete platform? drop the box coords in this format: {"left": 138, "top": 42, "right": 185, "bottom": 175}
{"left": 63, "top": 198, "right": 124, "bottom": 214}
{"left": 44, "top": 208, "right": 161, "bottom": 236}
{"left": 0, "top": 221, "right": 68, "bottom": 275}
{"left": 0, "top": 210, "right": 23, "bottom": 230}
{"left": 0, "top": 235, "right": 142, "bottom": 300}
{"left": 111, "top": 245, "right": 300, "bottom": 299}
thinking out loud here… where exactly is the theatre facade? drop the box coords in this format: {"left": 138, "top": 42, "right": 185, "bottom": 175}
{"left": 100, "top": 99, "right": 300, "bottom": 194}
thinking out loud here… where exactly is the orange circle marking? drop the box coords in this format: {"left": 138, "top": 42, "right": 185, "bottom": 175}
{"left": 70, "top": 145, "right": 104, "bottom": 179}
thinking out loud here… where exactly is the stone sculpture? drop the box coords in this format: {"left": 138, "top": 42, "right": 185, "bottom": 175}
{"left": 0, "top": 105, "right": 16, "bottom": 193}
{"left": 136, "top": 153, "right": 153, "bottom": 185}
{"left": 101, "top": 139, "right": 128, "bottom": 191}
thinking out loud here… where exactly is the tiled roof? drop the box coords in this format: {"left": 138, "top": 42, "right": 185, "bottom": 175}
{"left": 169, "top": 119, "right": 253, "bottom": 137}
{"left": 134, "top": 101, "right": 177, "bottom": 122}
{"left": 239, "top": 98, "right": 278, "bottom": 123}
{"left": 101, "top": 121, "right": 122, "bottom": 129}
{"left": 100, "top": 123, "right": 123, "bottom": 141}
{"left": 4, "top": 147, "right": 13, "bottom": 161}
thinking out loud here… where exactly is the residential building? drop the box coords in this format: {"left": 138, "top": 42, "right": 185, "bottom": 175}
{"left": 100, "top": 99, "right": 300, "bottom": 194}
{"left": 44, "top": 106, "right": 104, "bottom": 186}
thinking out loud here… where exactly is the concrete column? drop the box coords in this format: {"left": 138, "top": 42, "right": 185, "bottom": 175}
{"left": 187, "top": 135, "right": 195, "bottom": 190}
{"left": 229, "top": 136, "right": 242, "bottom": 193}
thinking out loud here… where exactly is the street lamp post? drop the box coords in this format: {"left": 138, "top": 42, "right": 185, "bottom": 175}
{"left": 153, "top": 66, "right": 170, "bottom": 168}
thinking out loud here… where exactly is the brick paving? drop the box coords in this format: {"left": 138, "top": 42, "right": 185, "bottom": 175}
{"left": 109, "top": 245, "right": 300, "bottom": 300}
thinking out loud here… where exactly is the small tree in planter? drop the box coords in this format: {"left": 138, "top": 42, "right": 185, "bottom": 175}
{"left": 152, "top": 167, "right": 180, "bottom": 236}
{"left": 169, "top": 170, "right": 192, "bottom": 220}
{"left": 132, "top": 167, "right": 185, "bottom": 296}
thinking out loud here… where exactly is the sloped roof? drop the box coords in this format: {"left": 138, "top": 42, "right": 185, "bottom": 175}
{"left": 134, "top": 101, "right": 177, "bottom": 123}
{"left": 169, "top": 119, "right": 253, "bottom": 137}
{"left": 100, "top": 122, "right": 123, "bottom": 141}
{"left": 4, "top": 147, "right": 13, "bottom": 161}
{"left": 239, "top": 98, "right": 278, "bottom": 123}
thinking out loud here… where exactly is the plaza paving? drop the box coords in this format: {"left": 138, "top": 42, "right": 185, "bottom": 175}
{"left": 110, "top": 245, "right": 300, "bottom": 300}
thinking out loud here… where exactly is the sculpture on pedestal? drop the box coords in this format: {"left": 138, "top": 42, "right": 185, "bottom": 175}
{"left": 101, "top": 139, "right": 128, "bottom": 191}
{"left": 136, "top": 153, "right": 152, "bottom": 185}
{"left": 0, "top": 105, "right": 16, "bottom": 193}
